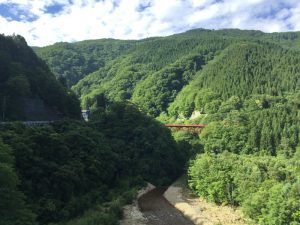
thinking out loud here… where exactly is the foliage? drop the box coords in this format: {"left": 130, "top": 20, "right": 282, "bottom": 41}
{"left": 36, "top": 29, "right": 300, "bottom": 117}
{"left": 71, "top": 35, "right": 229, "bottom": 113}
{"left": 3, "top": 29, "right": 300, "bottom": 225}
{"left": 0, "top": 138, "right": 37, "bottom": 225}
{"left": 183, "top": 92, "right": 300, "bottom": 156}
{"left": 188, "top": 152, "right": 300, "bottom": 224}
{"left": 0, "top": 101, "right": 186, "bottom": 225}
{"left": 169, "top": 42, "right": 300, "bottom": 118}
{"left": 34, "top": 39, "right": 137, "bottom": 87}
{"left": 0, "top": 34, "right": 81, "bottom": 121}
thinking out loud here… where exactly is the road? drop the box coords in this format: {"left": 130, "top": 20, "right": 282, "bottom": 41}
{"left": 138, "top": 188, "right": 194, "bottom": 225}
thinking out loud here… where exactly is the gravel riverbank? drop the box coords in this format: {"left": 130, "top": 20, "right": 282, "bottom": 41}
{"left": 164, "top": 176, "right": 249, "bottom": 225}
{"left": 120, "top": 182, "right": 194, "bottom": 225}
{"left": 120, "top": 177, "right": 250, "bottom": 225}
{"left": 120, "top": 183, "right": 155, "bottom": 225}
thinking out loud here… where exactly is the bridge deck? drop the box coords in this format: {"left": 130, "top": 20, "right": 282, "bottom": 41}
{"left": 164, "top": 124, "right": 207, "bottom": 128}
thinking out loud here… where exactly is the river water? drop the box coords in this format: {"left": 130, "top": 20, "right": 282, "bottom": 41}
{"left": 138, "top": 188, "right": 194, "bottom": 225}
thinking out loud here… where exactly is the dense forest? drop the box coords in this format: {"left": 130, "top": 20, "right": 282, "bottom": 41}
{"left": 183, "top": 92, "right": 300, "bottom": 224}
{"left": 34, "top": 29, "right": 300, "bottom": 224}
{"left": 189, "top": 152, "right": 300, "bottom": 224}
{"left": 33, "top": 39, "right": 137, "bottom": 87}
{"left": 0, "top": 35, "right": 188, "bottom": 225}
{"left": 0, "top": 101, "right": 187, "bottom": 225}
{"left": 1, "top": 29, "right": 300, "bottom": 225}
{"left": 0, "top": 35, "right": 80, "bottom": 121}
{"left": 34, "top": 29, "right": 300, "bottom": 117}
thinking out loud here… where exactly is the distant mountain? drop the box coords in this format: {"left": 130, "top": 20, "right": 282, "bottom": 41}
{"left": 1, "top": 29, "right": 299, "bottom": 225}
{"left": 0, "top": 34, "right": 81, "bottom": 121}
{"left": 9, "top": 29, "right": 299, "bottom": 225}
{"left": 33, "top": 39, "right": 138, "bottom": 87}
{"left": 34, "top": 29, "right": 300, "bottom": 117}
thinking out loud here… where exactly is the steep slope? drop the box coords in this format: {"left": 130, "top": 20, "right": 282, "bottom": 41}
{"left": 0, "top": 34, "right": 80, "bottom": 121}
{"left": 131, "top": 54, "right": 211, "bottom": 116}
{"left": 73, "top": 35, "right": 233, "bottom": 113}
{"left": 35, "top": 29, "right": 300, "bottom": 117}
{"left": 168, "top": 42, "right": 300, "bottom": 117}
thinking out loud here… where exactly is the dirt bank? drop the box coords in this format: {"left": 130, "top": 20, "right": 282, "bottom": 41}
{"left": 164, "top": 176, "right": 249, "bottom": 225}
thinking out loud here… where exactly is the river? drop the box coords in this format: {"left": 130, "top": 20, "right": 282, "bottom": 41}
{"left": 138, "top": 188, "right": 194, "bottom": 225}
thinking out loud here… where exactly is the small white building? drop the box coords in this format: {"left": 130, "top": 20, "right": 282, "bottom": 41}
{"left": 81, "top": 110, "right": 91, "bottom": 121}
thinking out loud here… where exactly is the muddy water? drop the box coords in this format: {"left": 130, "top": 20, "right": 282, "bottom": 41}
{"left": 138, "top": 188, "right": 194, "bottom": 225}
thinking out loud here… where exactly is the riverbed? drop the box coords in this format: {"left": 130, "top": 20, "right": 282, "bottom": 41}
{"left": 138, "top": 188, "right": 194, "bottom": 225}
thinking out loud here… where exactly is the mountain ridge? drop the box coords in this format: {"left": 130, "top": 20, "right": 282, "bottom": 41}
{"left": 33, "top": 28, "right": 300, "bottom": 118}
{"left": 1, "top": 28, "right": 299, "bottom": 225}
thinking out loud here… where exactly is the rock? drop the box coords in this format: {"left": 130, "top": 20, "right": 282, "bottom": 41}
{"left": 120, "top": 182, "right": 156, "bottom": 225}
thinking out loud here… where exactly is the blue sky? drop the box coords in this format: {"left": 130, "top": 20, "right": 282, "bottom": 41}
{"left": 0, "top": 0, "right": 299, "bottom": 46}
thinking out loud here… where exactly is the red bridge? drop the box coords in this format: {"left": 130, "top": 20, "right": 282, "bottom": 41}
{"left": 164, "top": 124, "right": 207, "bottom": 128}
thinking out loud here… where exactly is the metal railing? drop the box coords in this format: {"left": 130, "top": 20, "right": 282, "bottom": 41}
{"left": 0, "top": 121, "right": 54, "bottom": 126}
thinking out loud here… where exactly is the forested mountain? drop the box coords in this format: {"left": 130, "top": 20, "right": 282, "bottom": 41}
{"left": 0, "top": 34, "right": 80, "bottom": 121}
{"left": 169, "top": 41, "right": 300, "bottom": 117}
{"left": 0, "top": 34, "right": 188, "bottom": 225}
{"left": 72, "top": 34, "right": 232, "bottom": 112}
{"left": 34, "top": 29, "right": 300, "bottom": 117}
{"left": 38, "top": 28, "right": 298, "bottom": 225}
{"left": 1, "top": 29, "right": 300, "bottom": 225}
{"left": 33, "top": 39, "right": 137, "bottom": 87}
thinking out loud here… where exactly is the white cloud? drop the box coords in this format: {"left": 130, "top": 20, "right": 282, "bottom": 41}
{"left": 0, "top": 0, "right": 300, "bottom": 46}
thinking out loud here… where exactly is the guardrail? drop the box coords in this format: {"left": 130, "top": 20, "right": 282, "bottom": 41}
{"left": 0, "top": 121, "right": 54, "bottom": 126}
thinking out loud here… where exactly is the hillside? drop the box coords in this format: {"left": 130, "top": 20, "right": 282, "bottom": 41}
{"left": 0, "top": 34, "right": 80, "bottom": 121}
{"left": 0, "top": 35, "right": 189, "bottom": 225}
{"left": 71, "top": 32, "right": 233, "bottom": 113}
{"left": 34, "top": 29, "right": 300, "bottom": 118}
{"left": 168, "top": 41, "right": 300, "bottom": 117}
{"left": 27, "top": 29, "right": 300, "bottom": 225}
{"left": 0, "top": 101, "right": 186, "bottom": 225}
{"left": 33, "top": 39, "right": 138, "bottom": 87}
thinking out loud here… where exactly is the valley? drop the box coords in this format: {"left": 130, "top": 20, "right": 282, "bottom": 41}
{"left": 0, "top": 29, "right": 300, "bottom": 225}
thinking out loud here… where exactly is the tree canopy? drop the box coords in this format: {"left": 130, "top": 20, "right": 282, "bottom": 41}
{"left": 0, "top": 34, "right": 81, "bottom": 121}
